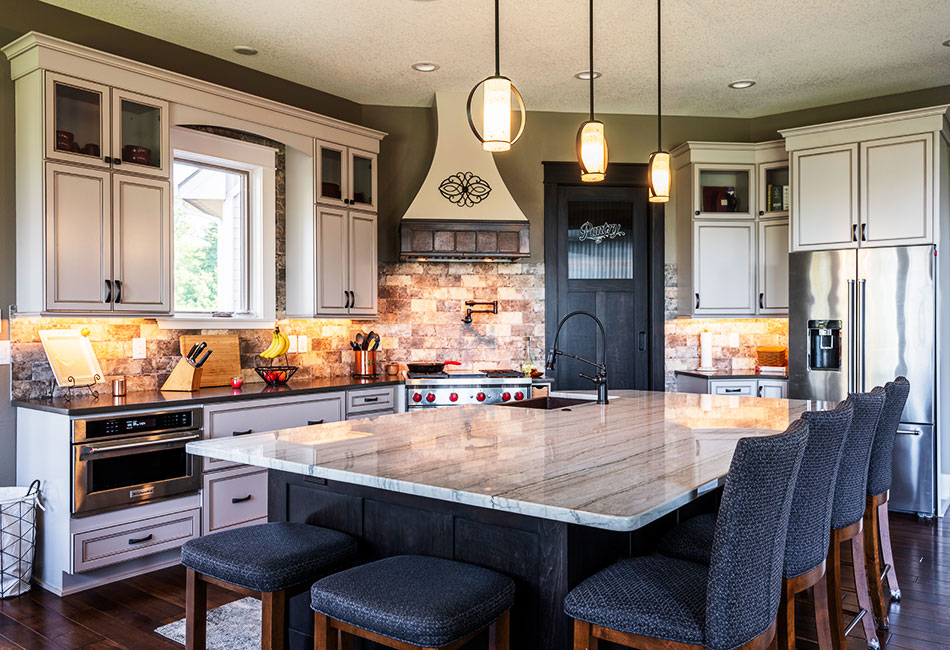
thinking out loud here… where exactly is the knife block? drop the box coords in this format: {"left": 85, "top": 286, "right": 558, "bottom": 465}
{"left": 161, "top": 358, "right": 202, "bottom": 392}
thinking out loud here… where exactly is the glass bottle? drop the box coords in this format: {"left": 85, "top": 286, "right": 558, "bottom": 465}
{"left": 521, "top": 337, "right": 536, "bottom": 377}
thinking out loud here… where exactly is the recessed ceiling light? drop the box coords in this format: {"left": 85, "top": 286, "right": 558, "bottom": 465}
{"left": 233, "top": 45, "right": 258, "bottom": 56}
{"left": 411, "top": 62, "right": 440, "bottom": 72}
{"left": 728, "top": 79, "right": 756, "bottom": 89}
{"left": 575, "top": 70, "right": 602, "bottom": 80}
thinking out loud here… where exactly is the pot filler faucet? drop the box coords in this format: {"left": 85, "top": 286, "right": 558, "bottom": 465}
{"left": 546, "top": 310, "right": 609, "bottom": 405}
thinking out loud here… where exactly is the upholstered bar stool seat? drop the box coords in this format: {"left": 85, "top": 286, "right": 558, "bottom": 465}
{"left": 311, "top": 555, "right": 514, "bottom": 649}
{"left": 181, "top": 522, "right": 357, "bottom": 650}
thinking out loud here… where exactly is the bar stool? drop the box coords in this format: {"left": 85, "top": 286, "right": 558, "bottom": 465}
{"left": 658, "top": 400, "right": 855, "bottom": 650}
{"left": 825, "top": 388, "right": 885, "bottom": 650}
{"left": 181, "top": 522, "right": 357, "bottom": 650}
{"left": 566, "top": 419, "right": 809, "bottom": 650}
{"left": 864, "top": 377, "right": 910, "bottom": 630}
{"left": 311, "top": 555, "right": 513, "bottom": 650}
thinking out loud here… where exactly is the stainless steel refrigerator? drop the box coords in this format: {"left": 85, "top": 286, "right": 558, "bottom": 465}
{"left": 789, "top": 245, "right": 937, "bottom": 516}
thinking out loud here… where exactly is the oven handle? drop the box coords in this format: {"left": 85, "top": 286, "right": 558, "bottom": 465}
{"left": 79, "top": 433, "right": 201, "bottom": 460}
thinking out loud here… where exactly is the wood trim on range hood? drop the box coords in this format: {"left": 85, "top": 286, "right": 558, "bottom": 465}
{"left": 399, "top": 219, "right": 529, "bottom": 261}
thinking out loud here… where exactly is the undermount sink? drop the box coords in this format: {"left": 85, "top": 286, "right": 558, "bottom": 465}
{"left": 496, "top": 396, "right": 594, "bottom": 410}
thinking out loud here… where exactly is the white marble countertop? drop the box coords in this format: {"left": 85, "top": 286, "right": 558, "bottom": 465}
{"left": 186, "top": 390, "right": 825, "bottom": 531}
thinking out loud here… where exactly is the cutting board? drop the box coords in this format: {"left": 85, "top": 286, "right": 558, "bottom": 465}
{"left": 179, "top": 335, "right": 241, "bottom": 387}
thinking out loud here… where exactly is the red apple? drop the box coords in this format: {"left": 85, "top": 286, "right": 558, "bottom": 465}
{"left": 231, "top": 377, "right": 243, "bottom": 388}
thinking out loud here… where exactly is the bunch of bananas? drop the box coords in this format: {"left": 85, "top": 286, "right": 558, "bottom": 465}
{"left": 259, "top": 326, "right": 290, "bottom": 359}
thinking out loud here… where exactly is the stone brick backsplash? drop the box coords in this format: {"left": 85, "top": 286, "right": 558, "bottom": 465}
{"left": 10, "top": 262, "right": 545, "bottom": 400}
{"left": 663, "top": 317, "right": 789, "bottom": 391}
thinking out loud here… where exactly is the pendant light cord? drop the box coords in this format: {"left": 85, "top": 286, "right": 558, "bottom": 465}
{"left": 589, "top": 0, "right": 595, "bottom": 120}
{"left": 494, "top": 0, "right": 500, "bottom": 76}
{"left": 656, "top": 0, "right": 662, "bottom": 149}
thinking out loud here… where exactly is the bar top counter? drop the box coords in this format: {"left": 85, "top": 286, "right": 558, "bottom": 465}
{"left": 187, "top": 390, "right": 823, "bottom": 532}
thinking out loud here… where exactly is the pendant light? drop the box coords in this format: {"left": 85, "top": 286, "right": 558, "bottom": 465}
{"left": 466, "top": 0, "right": 526, "bottom": 152}
{"left": 576, "top": 0, "right": 607, "bottom": 182}
{"left": 647, "top": 0, "right": 671, "bottom": 202}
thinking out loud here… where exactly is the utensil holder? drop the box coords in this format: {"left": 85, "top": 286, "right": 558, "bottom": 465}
{"left": 161, "top": 358, "right": 202, "bottom": 392}
{"left": 353, "top": 351, "right": 377, "bottom": 377}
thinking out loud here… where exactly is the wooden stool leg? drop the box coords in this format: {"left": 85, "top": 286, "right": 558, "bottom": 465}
{"left": 185, "top": 569, "right": 207, "bottom": 650}
{"left": 863, "top": 499, "right": 889, "bottom": 630}
{"left": 262, "top": 590, "right": 286, "bottom": 650}
{"left": 851, "top": 533, "right": 881, "bottom": 649}
{"left": 489, "top": 610, "right": 510, "bottom": 650}
{"left": 338, "top": 629, "right": 354, "bottom": 650}
{"left": 573, "top": 618, "right": 598, "bottom": 650}
{"left": 877, "top": 501, "right": 901, "bottom": 601}
{"left": 777, "top": 581, "right": 796, "bottom": 650}
{"left": 826, "top": 535, "right": 847, "bottom": 650}
{"left": 812, "top": 571, "right": 834, "bottom": 650}
{"left": 313, "top": 612, "right": 338, "bottom": 650}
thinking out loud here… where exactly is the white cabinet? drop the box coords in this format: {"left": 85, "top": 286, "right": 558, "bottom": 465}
{"left": 790, "top": 143, "right": 859, "bottom": 251}
{"left": 782, "top": 107, "right": 948, "bottom": 253}
{"left": 709, "top": 379, "right": 757, "bottom": 396}
{"left": 316, "top": 141, "right": 378, "bottom": 212}
{"left": 692, "top": 221, "right": 756, "bottom": 315}
{"left": 676, "top": 374, "right": 788, "bottom": 398}
{"left": 202, "top": 466, "right": 268, "bottom": 534}
{"left": 315, "top": 206, "right": 378, "bottom": 317}
{"left": 757, "top": 219, "right": 789, "bottom": 314}
{"left": 673, "top": 141, "right": 789, "bottom": 318}
{"left": 860, "top": 133, "right": 932, "bottom": 247}
{"left": 112, "top": 174, "right": 172, "bottom": 312}
{"left": 757, "top": 379, "right": 788, "bottom": 398}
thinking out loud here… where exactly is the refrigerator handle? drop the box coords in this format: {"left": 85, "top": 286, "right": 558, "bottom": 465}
{"left": 858, "top": 278, "right": 867, "bottom": 392}
{"left": 847, "top": 279, "right": 856, "bottom": 394}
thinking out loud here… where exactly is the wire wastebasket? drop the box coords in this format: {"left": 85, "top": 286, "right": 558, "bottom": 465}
{"left": 1, "top": 480, "right": 42, "bottom": 598}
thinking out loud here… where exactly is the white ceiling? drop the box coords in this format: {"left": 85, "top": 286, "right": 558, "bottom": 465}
{"left": 39, "top": 0, "right": 950, "bottom": 118}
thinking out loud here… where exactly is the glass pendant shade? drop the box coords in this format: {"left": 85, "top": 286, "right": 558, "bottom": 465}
{"left": 648, "top": 150, "right": 671, "bottom": 202}
{"left": 482, "top": 76, "right": 513, "bottom": 152}
{"left": 577, "top": 120, "right": 607, "bottom": 182}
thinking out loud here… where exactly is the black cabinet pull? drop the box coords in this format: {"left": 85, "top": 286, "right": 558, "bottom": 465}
{"left": 114, "top": 279, "right": 122, "bottom": 303}
{"left": 344, "top": 291, "right": 350, "bottom": 309}
{"left": 638, "top": 332, "right": 647, "bottom": 351}
{"left": 232, "top": 429, "right": 253, "bottom": 436}
{"left": 759, "top": 292, "right": 765, "bottom": 309}
{"left": 349, "top": 290, "right": 356, "bottom": 308}
{"left": 363, "top": 396, "right": 379, "bottom": 403}
{"left": 113, "top": 158, "right": 122, "bottom": 166}
{"left": 861, "top": 224, "right": 867, "bottom": 241}
{"left": 694, "top": 210, "right": 700, "bottom": 216}
{"left": 128, "top": 534, "right": 153, "bottom": 545}
{"left": 104, "top": 279, "right": 112, "bottom": 303}
{"left": 307, "top": 419, "right": 324, "bottom": 426}
{"left": 758, "top": 385, "right": 764, "bottom": 397}
{"left": 759, "top": 210, "right": 765, "bottom": 216}
{"left": 724, "top": 388, "right": 742, "bottom": 393}
{"left": 695, "top": 293, "right": 700, "bottom": 309}
{"left": 231, "top": 495, "right": 252, "bottom": 504}
{"left": 104, "top": 155, "right": 112, "bottom": 164}
{"left": 852, "top": 224, "right": 858, "bottom": 242}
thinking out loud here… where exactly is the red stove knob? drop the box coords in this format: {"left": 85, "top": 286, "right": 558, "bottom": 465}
{"left": 476, "top": 392, "right": 487, "bottom": 402}
{"left": 449, "top": 392, "right": 459, "bottom": 402}
{"left": 426, "top": 393, "right": 436, "bottom": 403}
{"left": 412, "top": 393, "right": 423, "bottom": 403}
{"left": 502, "top": 392, "right": 511, "bottom": 401}
{"left": 514, "top": 391, "right": 525, "bottom": 401}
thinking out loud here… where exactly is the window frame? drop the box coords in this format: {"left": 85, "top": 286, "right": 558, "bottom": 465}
{"left": 159, "top": 127, "right": 277, "bottom": 329}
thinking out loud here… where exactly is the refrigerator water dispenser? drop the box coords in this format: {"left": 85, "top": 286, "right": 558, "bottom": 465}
{"left": 807, "top": 320, "right": 842, "bottom": 370}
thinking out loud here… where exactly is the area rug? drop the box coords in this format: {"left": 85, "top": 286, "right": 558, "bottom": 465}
{"left": 155, "top": 597, "right": 260, "bottom": 649}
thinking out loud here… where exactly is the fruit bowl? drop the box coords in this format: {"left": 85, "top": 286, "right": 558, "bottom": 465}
{"left": 255, "top": 366, "right": 298, "bottom": 385}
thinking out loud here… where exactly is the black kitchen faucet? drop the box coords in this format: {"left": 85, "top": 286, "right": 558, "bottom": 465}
{"left": 546, "top": 310, "right": 609, "bottom": 405}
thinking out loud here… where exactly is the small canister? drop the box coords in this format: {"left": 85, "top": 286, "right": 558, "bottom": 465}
{"left": 353, "top": 350, "right": 378, "bottom": 377}
{"left": 112, "top": 377, "right": 127, "bottom": 396}
{"left": 385, "top": 363, "right": 399, "bottom": 376}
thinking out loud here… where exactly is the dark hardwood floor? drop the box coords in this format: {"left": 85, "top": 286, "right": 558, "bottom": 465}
{"left": 0, "top": 514, "right": 946, "bottom": 649}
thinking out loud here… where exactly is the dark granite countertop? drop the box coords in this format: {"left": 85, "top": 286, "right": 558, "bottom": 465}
{"left": 11, "top": 376, "right": 405, "bottom": 416}
{"left": 674, "top": 369, "right": 788, "bottom": 380}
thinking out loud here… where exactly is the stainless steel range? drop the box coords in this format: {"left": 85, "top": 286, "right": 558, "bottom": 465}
{"left": 406, "top": 370, "right": 533, "bottom": 408}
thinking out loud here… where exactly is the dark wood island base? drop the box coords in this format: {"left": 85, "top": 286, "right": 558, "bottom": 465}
{"left": 268, "top": 470, "right": 716, "bottom": 650}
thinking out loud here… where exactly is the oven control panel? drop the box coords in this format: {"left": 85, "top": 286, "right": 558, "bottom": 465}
{"left": 74, "top": 408, "right": 202, "bottom": 442}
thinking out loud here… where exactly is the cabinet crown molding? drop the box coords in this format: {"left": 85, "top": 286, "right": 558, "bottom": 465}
{"left": 2, "top": 31, "right": 386, "bottom": 144}
{"left": 781, "top": 104, "right": 950, "bottom": 148}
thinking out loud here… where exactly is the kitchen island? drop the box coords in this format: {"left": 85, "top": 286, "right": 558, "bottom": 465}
{"left": 187, "top": 391, "right": 822, "bottom": 649}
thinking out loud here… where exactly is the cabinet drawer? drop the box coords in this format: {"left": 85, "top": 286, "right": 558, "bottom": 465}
{"left": 202, "top": 393, "right": 344, "bottom": 471}
{"left": 709, "top": 380, "right": 757, "bottom": 396}
{"left": 347, "top": 387, "right": 395, "bottom": 415}
{"left": 203, "top": 467, "right": 268, "bottom": 533}
{"left": 72, "top": 508, "right": 200, "bottom": 573}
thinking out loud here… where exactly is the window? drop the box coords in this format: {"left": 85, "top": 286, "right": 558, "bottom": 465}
{"left": 164, "top": 127, "right": 276, "bottom": 326}
{"left": 173, "top": 160, "right": 250, "bottom": 314}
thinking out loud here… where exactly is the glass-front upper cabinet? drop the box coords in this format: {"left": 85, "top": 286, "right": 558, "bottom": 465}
{"left": 46, "top": 73, "right": 111, "bottom": 169}
{"left": 758, "top": 161, "right": 790, "bottom": 219}
{"left": 316, "top": 140, "right": 347, "bottom": 207}
{"left": 111, "top": 89, "right": 169, "bottom": 178}
{"left": 693, "top": 163, "right": 756, "bottom": 219}
{"left": 349, "top": 149, "right": 377, "bottom": 212}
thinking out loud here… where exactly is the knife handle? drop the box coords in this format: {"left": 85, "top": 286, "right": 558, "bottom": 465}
{"left": 196, "top": 349, "right": 213, "bottom": 367}
{"left": 186, "top": 343, "right": 199, "bottom": 359}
